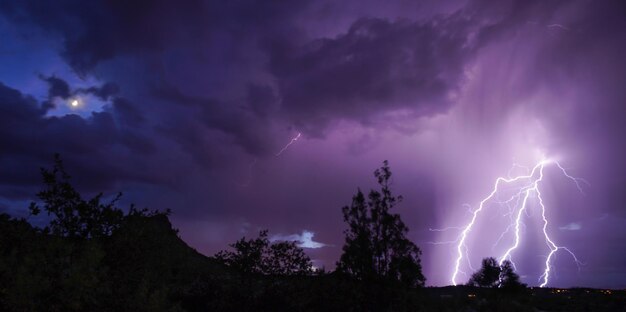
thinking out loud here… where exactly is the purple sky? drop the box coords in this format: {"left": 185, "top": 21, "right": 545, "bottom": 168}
{"left": 1, "top": 0, "right": 626, "bottom": 288}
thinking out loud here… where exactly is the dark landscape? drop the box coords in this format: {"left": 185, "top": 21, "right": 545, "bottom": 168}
{"left": 1, "top": 158, "right": 625, "bottom": 311}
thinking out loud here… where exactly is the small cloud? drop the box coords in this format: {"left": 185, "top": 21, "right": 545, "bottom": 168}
{"left": 559, "top": 222, "right": 582, "bottom": 231}
{"left": 270, "top": 230, "right": 328, "bottom": 249}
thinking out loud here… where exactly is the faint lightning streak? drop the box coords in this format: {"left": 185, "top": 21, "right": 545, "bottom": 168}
{"left": 507, "top": 163, "right": 530, "bottom": 178}
{"left": 492, "top": 223, "right": 514, "bottom": 251}
{"left": 555, "top": 162, "right": 590, "bottom": 195}
{"left": 426, "top": 239, "right": 459, "bottom": 245}
{"left": 275, "top": 132, "right": 302, "bottom": 156}
{"left": 429, "top": 226, "right": 464, "bottom": 232}
{"left": 547, "top": 23, "right": 569, "bottom": 31}
{"left": 239, "top": 158, "right": 258, "bottom": 187}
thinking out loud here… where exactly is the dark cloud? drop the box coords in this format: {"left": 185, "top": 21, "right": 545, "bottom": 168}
{"left": 267, "top": 16, "right": 478, "bottom": 134}
{"left": 0, "top": 0, "right": 483, "bottom": 147}
{"left": 246, "top": 83, "right": 278, "bottom": 119}
{"left": 0, "top": 0, "right": 209, "bottom": 74}
{"left": 38, "top": 75, "right": 71, "bottom": 111}
{"left": 0, "top": 0, "right": 318, "bottom": 159}
{"left": 0, "top": 0, "right": 309, "bottom": 74}
{"left": 40, "top": 75, "right": 71, "bottom": 99}
{"left": 466, "top": 0, "right": 567, "bottom": 45}
{"left": 78, "top": 82, "right": 120, "bottom": 101}
{"left": 153, "top": 83, "right": 275, "bottom": 158}
{"left": 110, "top": 97, "right": 144, "bottom": 126}
{"left": 0, "top": 82, "right": 157, "bottom": 195}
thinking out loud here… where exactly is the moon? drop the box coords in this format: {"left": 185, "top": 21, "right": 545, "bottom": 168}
{"left": 71, "top": 100, "right": 79, "bottom": 107}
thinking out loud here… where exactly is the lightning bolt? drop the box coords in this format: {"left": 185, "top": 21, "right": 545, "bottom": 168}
{"left": 444, "top": 158, "right": 586, "bottom": 287}
{"left": 275, "top": 132, "right": 301, "bottom": 156}
{"left": 237, "top": 132, "right": 302, "bottom": 187}
{"left": 547, "top": 23, "right": 569, "bottom": 31}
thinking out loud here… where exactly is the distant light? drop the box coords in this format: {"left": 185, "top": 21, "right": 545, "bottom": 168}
{"left": 269, "top": 230, "right": 327, "bottom": 249}
{"left": 71, "top": 100, "right": 79, "bottom": 107}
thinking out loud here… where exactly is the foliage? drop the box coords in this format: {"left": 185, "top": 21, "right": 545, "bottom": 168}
{"left": 468, "top": 257, "right": 501, "bottom": 288}
{"left": 467, "top": 257, "right": 525, "bottom": 290}
{"left": 28, "top": 154, "right": 124, "bottom": 239}
{"left": 0, "top": 155, "right": 196, "bottom": 311}
{"left": 215, "top": 230, "right": 313, "bottom": 276}
{"left": 336, "top": 160, "right": 425, "bottom": 287}
{"left": 499, "top": 260, "right": 526, "bottom": 290}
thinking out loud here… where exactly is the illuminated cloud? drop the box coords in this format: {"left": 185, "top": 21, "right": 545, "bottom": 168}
{"left": 559, "top": 223, "right": 582, "bottom": 231}
{"left": 270, "top": 230, "right": 328, "bottom": 249}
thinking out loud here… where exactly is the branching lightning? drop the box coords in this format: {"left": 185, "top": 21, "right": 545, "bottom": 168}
{"left": 275, "top": 132, "right": 301, "bottom": 156}
{"left": 440, "top": 158, "right": 587, "bottom": 287}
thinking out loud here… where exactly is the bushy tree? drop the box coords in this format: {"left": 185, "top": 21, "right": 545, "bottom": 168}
{"left": 0, "top": 154, "right": 185, "bottom": 311}
{"left": 215, "top": 230, "right": 313, "bottom": 276}
{"left": 467, "top": 257, "right": 525, "bottom": 290}
{"left": 468, "top": 257, "right": 501, "bottom": 288}
{"left": 28, "top": 154, "right": 124, "bottom": 239}
{"left": 499, "top": 260, "right": 525, "bottom": 290}
{"left": 337, "top": 161, "right": 425, "bottom": 287}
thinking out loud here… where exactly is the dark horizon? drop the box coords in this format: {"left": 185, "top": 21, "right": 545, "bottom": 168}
{"left": 2, "top": 0, "right": 626, "bottom": 289}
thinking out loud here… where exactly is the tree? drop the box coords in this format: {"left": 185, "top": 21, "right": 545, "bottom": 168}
{"left": 499, "top": 260, "right": 525, "bottom": 290}
{"left": 1, "top": 155, "right": 206, "bottom": 310}
{"left": 28, "top": 154, "right": 124, "bottom": 239}
{"left": 215, "top": 230, "right": 313, "bottom": 276}
{"left": 468, "top": 257, "right": 501, "bottom": 288}
{"left": 337, "top": 161, "right": 425, "bottom": 287}
{"left": 467, "top": 258, "right": 526, "bottom": 290}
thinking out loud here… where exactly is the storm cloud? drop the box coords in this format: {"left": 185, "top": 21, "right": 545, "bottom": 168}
{"left": 1, "top": 0, "right": 626, "bottom": 288}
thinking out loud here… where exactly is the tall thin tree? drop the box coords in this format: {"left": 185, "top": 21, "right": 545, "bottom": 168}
{"left": 337, "top": 161, "right": 425, "bottom": 287}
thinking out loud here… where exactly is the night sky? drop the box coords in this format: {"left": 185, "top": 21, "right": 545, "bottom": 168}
{"left": 1, "top": 0, "right": 626, "bottom": 288}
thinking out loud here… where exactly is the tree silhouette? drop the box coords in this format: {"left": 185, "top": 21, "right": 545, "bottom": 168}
{"left": 0, "top": 154, "right": 211, "bottom": 310}
{"left": 468, "top": 257, "right": 501, "bottom": 288}
{"left": 215, "top": 230, "right": 313, "bottom": 276}
{"left": 337, "top": 161, "right": 425, "bottom": 287}
{"left": 28, "top": 154, "right": 125, "bottom": 239}
{"left": 467, "top": 257, "right": 526, "bottom": 290}
{"left": 499, "top": 260, "right": 525, "bottom": 290}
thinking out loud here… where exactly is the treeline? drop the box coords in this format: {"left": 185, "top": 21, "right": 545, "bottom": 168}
{"left": 0, "top": 156, "right": 525, "bottom": 311}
